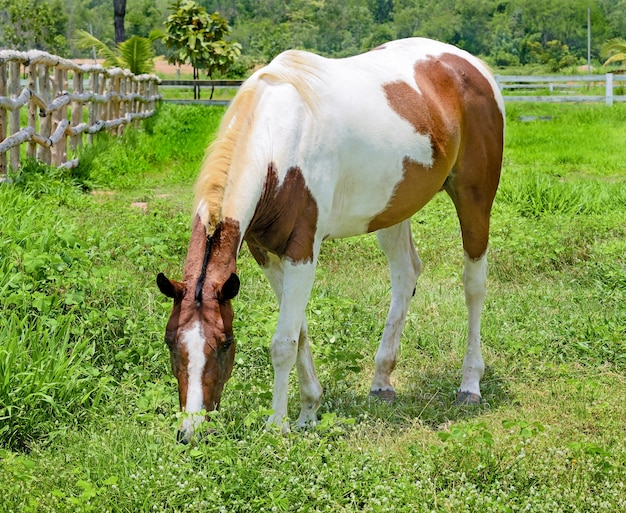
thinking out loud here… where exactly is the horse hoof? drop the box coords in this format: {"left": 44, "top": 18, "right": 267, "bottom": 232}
{"left": 455, "top": 391, "right": 481, "bottom": 405}
{"left": 369, "top": 389, "right": 396, "bottom": 403}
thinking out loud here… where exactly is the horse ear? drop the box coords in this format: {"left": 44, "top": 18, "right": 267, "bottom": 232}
{"left": 219, "top": 273, "right": 240, "bottom": 302}
{"left": 157, "top": 273, "right": 184, "bottom": 301}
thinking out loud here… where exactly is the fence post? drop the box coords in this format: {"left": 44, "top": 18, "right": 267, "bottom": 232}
{"left": 71, "top": 70, "right": 83, "bottom": 152}
{"left": 0, "top": 62, "right": 6, "bottom": 179}
{"left": 109, "top": 74, "right": 121, "bottom": 135}
{"left": 119, "top": 75, "right": 128, "bottom": 136}
{"left": 606, "top": 73, "right": 614, "bottom": 106}
{"left": 138, "top": 80, "right": 146, "bottom": 120}
{"left": 9, "top": 61, "right": 21, "bottom": 171}
{"left": 27, "top": 62, "right": 38, "bottom": 159}
{"left": 97, "top": 71, "right": 106, "bottom": 123}
{"left": 51, "top": 67, "right": 67, "bottom": 166}
{"left": 87, "top": 71, "right": 98, "bottom": 144}
{"left": 131, "top": 79, "right": 139, "bottom": 127}
{"left": 37, "top": 64, "right": 52, "bottom": 164}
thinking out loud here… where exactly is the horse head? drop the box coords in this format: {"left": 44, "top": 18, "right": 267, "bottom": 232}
{"left": 157, "top": 220, "right": 240, "bottom": 444}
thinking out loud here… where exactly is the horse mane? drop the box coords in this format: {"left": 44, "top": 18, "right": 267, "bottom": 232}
{"left": 193, "top": 82, "right": 259, "bottom": 233}
{"left": 193, "top": 50, "right": 324, "bottom": 234}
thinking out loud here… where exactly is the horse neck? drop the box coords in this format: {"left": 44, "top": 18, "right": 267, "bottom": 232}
{"left": 218, "top": 162, "right": 269, "bottom": 250}
{"left": 183, "top": 214, "right": 241, "bottom": 287}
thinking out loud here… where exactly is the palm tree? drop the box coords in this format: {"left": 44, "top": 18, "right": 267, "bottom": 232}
{"left": 74, "top": 30, "right": 160, "bottom": 75}
{"left": 601, "top": 38, "right": 626, "bottom": 67}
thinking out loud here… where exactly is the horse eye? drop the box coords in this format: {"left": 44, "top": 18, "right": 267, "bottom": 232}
{"left": 221, "top": 335, "right": 234, "bottom": 351}
{"left": 164, "top": 332, "right": 176, "bottom": 349}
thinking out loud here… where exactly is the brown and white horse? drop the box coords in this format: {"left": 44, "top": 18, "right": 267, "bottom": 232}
{"left": 157, "top": 38, "right": 505, "bottom": 443}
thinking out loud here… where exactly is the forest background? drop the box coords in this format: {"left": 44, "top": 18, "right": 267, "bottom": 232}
{"left": 1, "top": 0, "right": 626, "bottom": 74}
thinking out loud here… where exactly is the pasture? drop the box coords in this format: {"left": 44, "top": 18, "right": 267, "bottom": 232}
{"left": 1, "top": 102, "right": 625, "bottom": 512}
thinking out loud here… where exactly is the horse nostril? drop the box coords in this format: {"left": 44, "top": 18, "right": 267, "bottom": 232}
{"left": 176, "top": 430, "right": 189, "bottom": 445}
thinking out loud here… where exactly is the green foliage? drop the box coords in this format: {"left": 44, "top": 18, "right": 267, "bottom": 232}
{"left": 164, "top": 0, "right": 241, "bottom": 78}
{"left": 541, "top": 40, "right": 579, "bottom": 72}
{"left": 74, "top": 30, "right": 158, "bottom": 74}
{"left": 218, "top": 0, "right": 626, "bottom": 68}
{"left": 0, "top": 167, "right": 112, "bottom": 451}
{"left": 602, "top": 37, "right": 626, "bottom": 66}
{"left": 0, "top": 105, "right": 221, "bottom": 452}
{"left": 3, "top": 0, "right": 626, "bottom": 73}
{"left": 498, "top": 171, "right": 626, "bottom": 218}
{"left": 0, "top": 0, "right": 68, "bottom": 55}
{"left": 0, "top": 313, "right": 111, "bottom": 451}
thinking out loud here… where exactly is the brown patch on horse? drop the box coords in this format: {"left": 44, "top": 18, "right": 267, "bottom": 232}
{"left": 202, "top": 217, "right": 241, "bottom": 287}
{"left": 247, "top": 243, "right": 269, "bottom": 268}
{"left": 181, "top": 214, "right": 211, "bottom": 282}
{"left": 437, "top": 54, "right": 504, "bottom": 259}
{"left": 180, "top": 215, "right": 241, "bottom": 295}
{"left": 197, "top": 289, "right": 237, "bottom": 411}
{"left": 368, "top": 57, "right": 463, "bottom": 232}
{"left": 245, "top": 163, "right": 318, "bottom": 263}
{"left": 368, "top": 53, "right": 503, "bottom": 241}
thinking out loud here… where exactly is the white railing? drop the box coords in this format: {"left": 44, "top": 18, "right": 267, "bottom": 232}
{"left": 0, "top": 50, "right": 161, "bottom": 179}
{"left": 495, "top": 73, "right": 626, "bottom": 105}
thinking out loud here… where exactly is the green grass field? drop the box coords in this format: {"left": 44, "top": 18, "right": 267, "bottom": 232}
{"left": 1, "top": 102, "right": 625, "bottom": 512}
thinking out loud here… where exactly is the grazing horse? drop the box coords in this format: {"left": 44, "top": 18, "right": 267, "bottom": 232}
{"left": 157, "top": 38, "right": 505, "bottom": 443}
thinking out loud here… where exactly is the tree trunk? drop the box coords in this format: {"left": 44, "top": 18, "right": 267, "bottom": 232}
{"left": 193, "top": 68, "right": 199, "bottom": 100}
{"left": 113, "top": 0, "right": 126, "bottom": 44}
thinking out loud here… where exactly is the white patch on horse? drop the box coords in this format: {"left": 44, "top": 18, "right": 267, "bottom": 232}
{"left": 182, "top": 321, "right": 206, "bottom": 415}
{"left": 459, "top": 252, "right": 487, "bottom": 397}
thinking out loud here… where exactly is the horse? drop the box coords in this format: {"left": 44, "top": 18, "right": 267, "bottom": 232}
{"left": 157, "top": 37, "right": 505, "bottom": 444}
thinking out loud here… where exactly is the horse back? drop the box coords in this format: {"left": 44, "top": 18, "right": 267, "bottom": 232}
{"left": 222, "top": 39, "right": 504, "bottom": 261}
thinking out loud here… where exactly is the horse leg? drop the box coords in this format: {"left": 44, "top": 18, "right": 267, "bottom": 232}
{"left": 457, "top": 252, "right": 487, "bottom": 404}
{"left": 250, "top": 247, "right": 323, "bottom": 428}
{"left": 250, "top": 246, "right": 319, "bottom": 431}
{"left": 370, "top": 220, "right": 422, "bottom": 401}
{"left": 295, "top": 319, "right": 323, "bottom": 427}
{"left": 445, "top": 143, "right": 502, "bottom": 404}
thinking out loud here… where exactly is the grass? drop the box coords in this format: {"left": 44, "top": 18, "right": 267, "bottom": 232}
{"left": 1, "top": 102, "right": 625, "bottom": 511}
{"left": 159, "top": 86, "right": 240, "bottom": 102}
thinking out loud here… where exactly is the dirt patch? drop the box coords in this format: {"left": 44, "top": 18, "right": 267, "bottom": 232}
{"left": 131, "top": 201, "right": 149, "bottom": 212}
{"left": 154, "top": 57, "right": 194, "bottom": 77}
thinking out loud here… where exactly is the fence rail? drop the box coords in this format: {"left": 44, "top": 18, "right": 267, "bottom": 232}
{"left": 0, "top": 50, "right": 161, "bottom": 180}
{"left": 495, "top": 73, "right": 626, "bottom": 105}
{"left": 161, "top": 74, "right": 626, "bottom": 106}
{"left": 160, "top": 79, "right": 242, "bottom": 106}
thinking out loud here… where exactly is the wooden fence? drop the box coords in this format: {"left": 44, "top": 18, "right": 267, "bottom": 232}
{"left": 495, "top": 73, "right": 626, "bottom": 105}
{"left": 0, "top": 50, "right": 161, "bottom": 180}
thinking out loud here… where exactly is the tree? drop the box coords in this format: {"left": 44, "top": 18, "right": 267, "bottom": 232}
{"left": 74, "top": 30, "right": 159, "bottom": 74}
{"left": 0, "top": 0, "right": 68, "bottom": 55}
{"left": 602, "top": 38, "right": 626, "bottom": 67}
{"left": 113, "top": 0, "right": 126, "bottom": 43}
{"left": 126, "top": 0, "right": 163, "bottom": 38}
{"left": 164, "top": 0, "right": 241, "bottom": 98}
{"left": 368, "top": 0, "right": 393, "bottom": 24}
